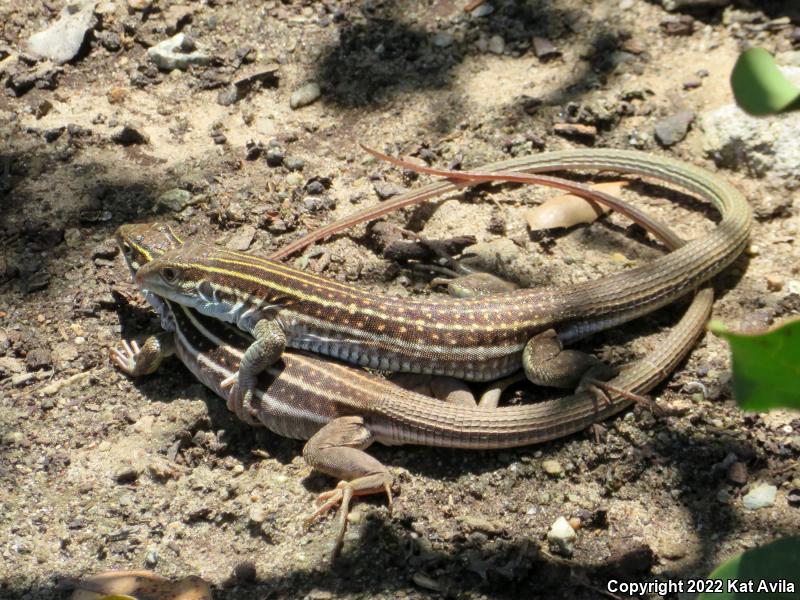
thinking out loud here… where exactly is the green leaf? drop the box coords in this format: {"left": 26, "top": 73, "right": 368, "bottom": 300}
{"left": 730, "top": 48, "right": 800, "bottom": 115}
{"left": 699, "top": 537, "right": 800, "bottom": 600}
{"left": 708, "top": 318, "right": 800, "bottom": 411}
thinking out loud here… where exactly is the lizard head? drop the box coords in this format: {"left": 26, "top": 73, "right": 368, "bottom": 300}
{"left": 115, "top": 222, "right": 183, "bottom": 277}
{"left": 134, "top": 242, "right": 243, "bottom": 324}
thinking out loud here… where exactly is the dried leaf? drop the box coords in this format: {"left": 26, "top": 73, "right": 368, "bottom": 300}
{"left": 71, "top": 571, "right": 212, "bottom": 600}
{"left": 525, "top": 181, "right": 627, "bottom": 231}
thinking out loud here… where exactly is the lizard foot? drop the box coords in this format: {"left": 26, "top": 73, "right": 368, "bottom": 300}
{"left": 110, "top": 339, "right": 141, "bottom": 375}
{"left": 304, "top": 477, "right": 392, "bottom": 560}
{"left": 580, "top": 378, "right": 657, "bottom": 414}
{"left": 225, "top": 383, "right": 262, "bottom": 427}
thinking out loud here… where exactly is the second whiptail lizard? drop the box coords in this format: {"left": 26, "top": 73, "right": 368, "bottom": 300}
{"left": 113, "top": 222, "right": 714, "bottom": 558}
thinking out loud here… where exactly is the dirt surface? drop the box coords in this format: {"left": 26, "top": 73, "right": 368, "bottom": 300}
{"left": 2, "top": 0, "right": 799, "bottom": 598}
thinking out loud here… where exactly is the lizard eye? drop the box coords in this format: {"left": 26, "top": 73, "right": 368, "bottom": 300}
{"left": 162, "top": 267, "right": 179, "bottom": 284}
{"left": 198, "top": 280, "right": 216, "bottom": 303}
{"left": 121, "top": 241, "right": 133, "bottom": 257}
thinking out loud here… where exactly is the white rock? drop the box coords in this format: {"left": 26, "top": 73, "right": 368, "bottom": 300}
{"left": 547, "top": 516, "right": 577, "bottom": 556}
{"left": 742, "top": 483, "right": 777, "bottom": 510}
{"left": 28, "top": 0, "right": 98, "bottom": 64}
{"left": 147, "top": 33, "right": 210, "bottom": 71}
{"left": 699, "top": 67, "right": 800, "bottom": 183}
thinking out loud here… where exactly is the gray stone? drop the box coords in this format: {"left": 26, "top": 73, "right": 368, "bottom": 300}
{"left": 147, "top": 33, "right": 210, "bottom": 71}
{"left": 699, "top": 67, "right": 800, "bottom": 182}
{"left": 432, "top": 32, "right": 453, "bottom": 48}
{"left": 488, "top": 35, "right": 505, "bottom": 55}
{"left": 373, "top": 181, "right": 405, "bottom": 200}
{"left": 28, "top": 0, "right": 98, "bottom": 64}
{"left": 284, "top": 156, "right": 305, "bottom": 171}
{"left": 654, "top": 109, "right": 695, "bottom": 147}
{"left": 226, "top": 225, "right": 256, "bottom": 251}
{"left": 470, "top": 3, "right": 494, "bottom": 17}
{"left": 742, "top": 483, "right": 777, "bottom": 510}
{"left": 290, "top": 82, "right": 321, "bottom": 109}
{"left": 157, "top": 188, "right": 195, "bottom": 212}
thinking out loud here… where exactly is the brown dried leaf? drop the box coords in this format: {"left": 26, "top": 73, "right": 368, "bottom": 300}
{"left": 525, "top": 181, "right": 627, "bottom": 231}
{"left": 71, "top": 571, "right": 212, "bottom": 600}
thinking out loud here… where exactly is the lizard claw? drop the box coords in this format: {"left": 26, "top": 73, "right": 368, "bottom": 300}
{"left": 304, "top": 482, "right": 355, "bottom": 561}
{"left": 225, "top": 383, "right": 261, "bottom": 426}
{"left": 110, "top": 339, "right": 141, "bottom": 375}
{"left": 220, "top": 372, "right": 238, "bottom": 389}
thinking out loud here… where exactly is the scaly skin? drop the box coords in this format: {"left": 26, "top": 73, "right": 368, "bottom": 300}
{"left": 114, "top": 275, "right": 713, "bottom": 558}
{"left": 133, "top": 149, "right": 750, "bottom": 405}
{"left": 113, "top": 171, "right": 716, "bottom": 557}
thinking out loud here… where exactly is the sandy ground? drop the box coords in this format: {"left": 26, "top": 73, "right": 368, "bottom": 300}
{"left": 1, "top": 0, "right": 799, "bottom": 598}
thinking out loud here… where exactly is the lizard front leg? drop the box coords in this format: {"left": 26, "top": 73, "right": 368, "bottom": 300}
{"left": 111, "top": 332, "right": 175, "bottom": 377}
{"left": 221, "top": 318, "right": 286, "bottom": 423}
{"left": 301, "top": 416, "right": 392, "bottom": 560}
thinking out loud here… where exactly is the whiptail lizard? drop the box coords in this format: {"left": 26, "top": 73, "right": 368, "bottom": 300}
{"left": 133, "top": 149, "right": 750, "bottom": 412}
{"left": 113, "top": 222, "right": 714, "bottom": 558}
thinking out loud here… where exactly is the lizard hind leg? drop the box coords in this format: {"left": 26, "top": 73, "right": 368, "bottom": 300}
{"left": 301, "top": 416, "right": 392, "bottom": 560}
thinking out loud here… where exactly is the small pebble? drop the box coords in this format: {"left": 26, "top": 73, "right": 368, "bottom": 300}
{"left": 226, "top": 225, "right": 256, "bottom": 251}
{"left": 265, "top": 148, "right": 284, "bottom": 167}
{"left": 373, "top": 181, "right": 405, "bottom": 200}
{"left": 488, "top": 35, "right": 505, "bottom": 54}
{"left": 547, "top": 516, "right": 576, "bottom": 556}
{"left": 742, "top": 483, "right": 777, "bottom": 510}
{"left": 107, "top": 87, "right": 126, "bottom": 104}
{"left": 145, "top": 546, "right": 158, "bottom": 567}
{"left": 27, "top": 0, "right": 97, "bottom": 64}
{"left": 147, "top": 33, "right": 209, "bottom": 71}
{"left": 33, "top": 98, "right": 52, "bottom": 119}
{"left": 766, "top": 275, "right": 784, "bottom": 291}
{"left": 285, "top": 172, "right": 303, "bottom": 187}
{"left": 532, "top": 37, "right": 560, "bottom": 60}
{"left": 245, "top": 140, "right": 263, "bottom": 160}
{"left": 542, "top": 459, "right": 563, "bottom": 476}
{"left": 654, "top": 109, "right": 695, "bottom": 147}
{"left": 306, "top": 180, "right": 325, "bottom": 195}
{"left": 63, "top": 228, "right": 82, "bottom": 248}
{"left": 284, "top": 156, "right": 305, "bottom": 171}
{"left": 157, "top": 188, "right": 195, "bottom": 212}
{"left": 249, "top": 506, "right": 267, "bottom": 524}
{"left": 290, "top": 82, "right": 321, "bottom": 109}
{"left": 470, "top": 3, "right": 494, "bottom": 17}
{"left": 432, "top": 32, "right": 453, "bottom": 48}
{"left": 727, "top": 461, "right": 748, "bottom": 485}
